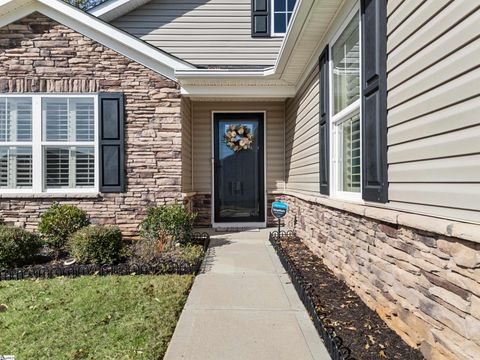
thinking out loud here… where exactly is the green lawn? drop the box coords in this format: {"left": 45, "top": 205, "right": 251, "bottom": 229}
{"left": 0, "top": 275, "right": 194, "bottom": 360}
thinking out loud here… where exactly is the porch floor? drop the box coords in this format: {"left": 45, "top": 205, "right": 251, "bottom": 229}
{"left": 164, "top": 228, "right": 331, "bottom": 360}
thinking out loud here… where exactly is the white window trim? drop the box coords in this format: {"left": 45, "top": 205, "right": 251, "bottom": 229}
{"left": 271, "top": 0, "right": 295, "bottom": 37}
{"left": 328, "top": 3, "right": 363, "bottom": 203}
{"left": 0, "top": 94, "right": 99, "bottom": 195}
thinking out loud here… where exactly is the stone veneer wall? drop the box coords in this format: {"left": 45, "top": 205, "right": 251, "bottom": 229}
{"left": 0, "top": 14, "right": 182, "bottom": 237}
{"left": 275, "top": 194, "right": 480, "bottom": 360}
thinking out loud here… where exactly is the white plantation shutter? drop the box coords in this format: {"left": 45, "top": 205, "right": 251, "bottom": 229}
{"left": 0, "top": 100, "right": 8, "bottom": 142}
{"left": 340, "top": 114, "right": 361, "bottom": 192}
{"left": 75, "top": 147, "right": 95, "bottom": 187}
{"left": 0, "top": 98, "right": 33, "bottom": 189}
{"left": 0, "top": 147, "right": 32, "bottom": 189}
{"left": 45, "top": 147, "right": 69, "bottom": 188}
{"left": 42, "top": 97, "right": 95, "bottom": 190}
{"left": 44, "top": 98, "right": 69, "bottom": 141}
{"left": 0, "top": 95, "right": 96, "bottom": 192}
{"left": 0, "top": 148, "right": 7, "bottom": 187}
{"left": 0, "top": 98, "right": 32, "bottom": 142}
{"left": 75, "top": 100, "right": 95, "bottom": 141}
{"left": 16, "top": 99, "right": 32, "bottom": 141}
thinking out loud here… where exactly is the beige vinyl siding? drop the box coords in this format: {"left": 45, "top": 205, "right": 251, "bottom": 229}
{"left": 387, "top": 0, "right": 480, "bottom": 223}
{"left": 181, "top": 97, "right": 192, "bottom": 192}
{"left": 112, "top": 0, "right": 283, "bottom": 66}
{"left": 284, "top": 65, "right": 320, "bottom": 194}
{"left": 191, "top": 101, "right": 285, "bottom": 193}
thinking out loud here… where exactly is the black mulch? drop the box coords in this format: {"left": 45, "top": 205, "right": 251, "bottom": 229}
{"left": 277, "top": 236, "right": 425, "bottom": 360}
{"left": 0, "top": 233, "right": 210, "bottom": 281}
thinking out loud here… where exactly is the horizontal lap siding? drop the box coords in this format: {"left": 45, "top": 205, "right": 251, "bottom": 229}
{"left": 112, "top": 0, "right": 283, "bottom": 66}
{"left": 191, "top": 101, "right": 285, "bottom": 193}
{"left": 181, "top": 97, "right": 193, "bottom": 192}
{"left": 284, "top": 65, "right": 320, "bottom": 194}
{"left": 387, "top": 0, "right": 480, "bottom": 223}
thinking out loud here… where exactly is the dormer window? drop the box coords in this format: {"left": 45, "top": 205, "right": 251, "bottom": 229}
{"left": 272, "top": 0, "right": 297, "bottom": 35}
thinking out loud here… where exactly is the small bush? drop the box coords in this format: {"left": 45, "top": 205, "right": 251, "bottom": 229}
{"left": 177, "top": 244, "right": 205, "bottom": 266}
{"left": 140, "top": 204, "right": 196, "bottom": 247}
{"left": 38, "top": 203, "right": 90, "bottom": 256}
{"left": 0, "top": 216, "right": 5, "bottom": 226}
{"left": 0, "top": 226, "right": 42, "bottom": 268}
{"left": 69, "top": 226, "right": 127, "bottom": 265}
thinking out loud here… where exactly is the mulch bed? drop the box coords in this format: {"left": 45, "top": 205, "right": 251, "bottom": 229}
{"left": 276, "top": 235, "right": 424, "bottom": 360}
{"left": 0, "top": 233, "right": 210, "bottom": 281}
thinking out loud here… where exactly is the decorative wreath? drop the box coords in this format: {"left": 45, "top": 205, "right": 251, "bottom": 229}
{"left": 224, "top": 124, "right": 254, "bottom": 152}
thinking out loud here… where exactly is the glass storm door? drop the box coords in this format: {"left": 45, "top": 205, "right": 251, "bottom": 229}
{"left": 213, "top": 113, "right": 265, "bottom": 223}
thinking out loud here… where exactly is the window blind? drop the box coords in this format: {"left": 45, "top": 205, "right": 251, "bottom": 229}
{"left": 43, "top": 98, "right": 94, "bottom": 142}
{"left": 45, "top": 147, "right": 70, "bottom": 188}
{"left": 341, "top": 114, "right": 361, "bottom": 192}
{"left": 0, "top": 98, "right": 32, "bottom": 142}
{"left": 75, "top": 100, "right": 95, "bottom": 141}
{"left": 44, "top": 99, "right": 69, "bottom": 141}
{"left": 0, "top": 147, "right": 32, "bottom": 189}
{"left": 45, "top": 146, "right": 95, "bottom": 189}
{"left": 75, "top": 147, "right": 95, "bottom": 187}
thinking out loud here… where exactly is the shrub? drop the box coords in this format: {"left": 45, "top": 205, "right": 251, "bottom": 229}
{"left": 0, "top": 216, "right": 5, "bottom": 226}
{"left": 0, "top": 226, "right": 42, "bottom": 268}
{"left": 69, "top": 226, "right": 127, "bottom": 264}
{"left": 38, "top": 203, "right": 90, "bottom": 256}
{"left": 140, "top": 204, "right": 196, "bottom": 246}
{"left": 177, "top": 244, "right": 205, "bottom": 266}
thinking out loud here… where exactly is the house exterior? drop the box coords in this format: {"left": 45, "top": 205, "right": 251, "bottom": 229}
{"left": 0, "top": 0, "right": 479, "bottom": 358}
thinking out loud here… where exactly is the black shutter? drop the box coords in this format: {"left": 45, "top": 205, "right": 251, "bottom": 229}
{"left": 361, "top": 0, "right": 388, "bottom": 203}
{"left": 251, "top": 0, "right": 270, "bottom": 37}
{"left": 99, "top": 92, "right": 125, "bottom": 193}
{"left": 319, "top": 46, "right": 330, "bottom": 195}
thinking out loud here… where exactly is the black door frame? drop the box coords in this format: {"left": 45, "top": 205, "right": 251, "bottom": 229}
{"left": 213, "top": 112, "right": 265, "bottom": 224}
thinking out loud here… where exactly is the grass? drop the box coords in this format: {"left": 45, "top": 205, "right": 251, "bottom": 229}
{"left": 0, "top": 275, "right": 194, "bottom": 360}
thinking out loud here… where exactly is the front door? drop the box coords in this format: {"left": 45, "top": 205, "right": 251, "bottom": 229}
{"left": 213, "top": 113, "right": 265, "bottom": 224}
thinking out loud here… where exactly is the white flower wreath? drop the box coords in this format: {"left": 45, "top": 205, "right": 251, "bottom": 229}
{"left": 224, "top": 124, "right": 254, "bottom": 152}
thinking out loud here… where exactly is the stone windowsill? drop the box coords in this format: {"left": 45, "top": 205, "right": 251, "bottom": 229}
{"left": 0, "top": 193, "right": 101, "bottom": 199}
{"left": 272, "top": 190, "right": 480, "bottom": 244}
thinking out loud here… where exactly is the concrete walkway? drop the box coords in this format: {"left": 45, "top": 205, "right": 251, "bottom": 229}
{"left": 164, "top": 229, "right": 331, "bottom": 360}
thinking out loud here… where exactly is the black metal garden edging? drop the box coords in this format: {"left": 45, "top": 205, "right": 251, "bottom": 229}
{"left": 269, "top": 231, "right": 356, "bottom": 360}
{"left": 0, "top": 232, "right": 210, "bottom": 281}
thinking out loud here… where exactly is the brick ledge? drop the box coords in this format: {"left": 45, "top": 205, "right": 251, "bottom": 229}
{"left": 273, "top": 190, "right": 480, "bottom": 244}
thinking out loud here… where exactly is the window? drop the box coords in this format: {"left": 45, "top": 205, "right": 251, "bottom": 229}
{"left": 330, "top": 10, "right": 361, "bottom": 200}
{"left": 0, "top": 98, "right": 33, "bottom": 189}
{"left": 0, "top": 95, "right": 97, "bottom": 194}
{"left": 272, "top": 0, "right": 297, "bottom": 35}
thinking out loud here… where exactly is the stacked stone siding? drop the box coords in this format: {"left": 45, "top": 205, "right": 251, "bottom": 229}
{"left": 0, "top": 13, "right": 182, "bottom": 237}
{"left": 275, "top": 193, "right": 480, "bottom": 360}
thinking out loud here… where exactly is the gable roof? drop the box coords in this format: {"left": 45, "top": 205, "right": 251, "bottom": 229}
{"left": 88, "top": 0, "right": 152, "bottom": 22}
{"left": 0, "top": 0, "right": 195, "bottom": 81}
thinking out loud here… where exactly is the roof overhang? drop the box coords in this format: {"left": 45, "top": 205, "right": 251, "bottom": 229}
{"left": 174, "top": 0, "right": 343, "bottom": 97}
{"left": 0, "top": 0, "right": 195, "bottom": 81}
{"left": 89, "top": 0, "right": 152, "bottom": 22}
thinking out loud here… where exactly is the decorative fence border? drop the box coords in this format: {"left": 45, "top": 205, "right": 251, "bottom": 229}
{"left": 269, "top": 230, "right": 355, "bottom": 360}
{"left": 0, "top": 232, "right": 210, "bottom": 281}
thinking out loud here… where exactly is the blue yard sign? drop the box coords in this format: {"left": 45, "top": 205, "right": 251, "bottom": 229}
{"left": 271, "top": 201, "right": 288, "bottom": 219}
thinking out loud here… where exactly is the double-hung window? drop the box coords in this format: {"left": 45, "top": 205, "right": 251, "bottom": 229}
{"left": 0, "top": 95, "right": 98, "bottom": 194}
{"left": 330, "top": 9, "right": 361, "bottom": 200}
